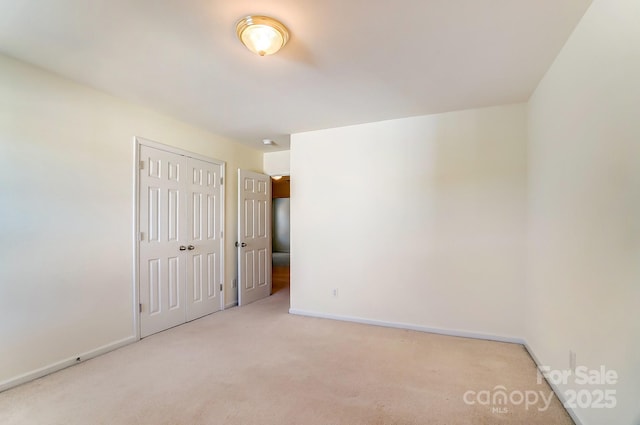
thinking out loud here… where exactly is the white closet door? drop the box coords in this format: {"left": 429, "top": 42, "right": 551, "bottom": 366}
{"left": 139, "top": 145, "right": 188, "bottom": 338}
{"left": 186, "top": 157, "right": 223, "bottom": 321}
{"left": 138, "top": 142, "right": 225, "bottom": 338}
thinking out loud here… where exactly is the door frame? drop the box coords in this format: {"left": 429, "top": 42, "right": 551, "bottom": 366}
{"left": 133, "top": 136, "right": 226, "bottom": 340}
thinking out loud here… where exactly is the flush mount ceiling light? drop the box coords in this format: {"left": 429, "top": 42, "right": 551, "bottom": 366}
{"left": 236, "top": 15, "right": 289, "bottom": 56}
{"left": 262, "top": 138, "right": 276, "bottom": 145}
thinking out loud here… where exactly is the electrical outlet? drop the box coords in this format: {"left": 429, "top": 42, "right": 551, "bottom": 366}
{"left": 232, "top": 278, "right": 237, "bottom": 289}
{"left": 569, "top": 350, "right": 576, "bottom": 373}
{"left": 332, "top": 288, "right": 339, "bottom": 298}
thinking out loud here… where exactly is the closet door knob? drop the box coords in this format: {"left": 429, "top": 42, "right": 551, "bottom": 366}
{"left": 179, "top": 246, "right": 187, "bottom": 251}
{"left": 187, "top": 245, "right": 195, "bottom": 251}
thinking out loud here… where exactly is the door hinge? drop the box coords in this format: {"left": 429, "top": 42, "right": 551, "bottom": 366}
{"left": 138, "top": 232, "right": 144, "bottom": 241}
{"left": 219, "top": 284, "right": 223, "bottom": 292}
{"left": 139, "top": 303, "right": 143, "bottom": 313}
{"left": 220, "top": 177, "right": 224, "bottom": 185}
{"left": 220, "top": 231, "right": 223, "bottom": 238}
{"left": 139, "top": 160, "right": 145, "bottom": 170}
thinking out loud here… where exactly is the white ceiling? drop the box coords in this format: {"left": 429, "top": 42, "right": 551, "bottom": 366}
{"left": 0, "top": 0, "right": 592, "bottom": 151}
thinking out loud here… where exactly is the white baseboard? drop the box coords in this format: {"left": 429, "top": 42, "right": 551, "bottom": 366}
{"left": 0, "top": 335, "right": 137, "bottom": 393}
{"left": 523, "top": 344, "right": 584, "bottom": 425}
{"left": 288, "top": 308, "right": 525, "bottom": 345}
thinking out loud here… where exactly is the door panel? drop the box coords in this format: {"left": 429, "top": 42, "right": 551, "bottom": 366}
{"left": 186, "top": 157, "right": 223, "bottom": 321}
{"left": 238, "top": 169, "right": 271, "bottom": 306}
{"left": 139, "top": 146, "right": 187, "bottom": 337}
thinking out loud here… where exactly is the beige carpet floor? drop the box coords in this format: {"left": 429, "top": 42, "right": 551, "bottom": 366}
{"left": 0, "top": 289, "right": 573, "bottom": 425}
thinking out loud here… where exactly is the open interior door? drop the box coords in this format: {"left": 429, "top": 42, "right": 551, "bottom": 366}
{"left": 237, "top": 169, "right": 272, "bottom": 306}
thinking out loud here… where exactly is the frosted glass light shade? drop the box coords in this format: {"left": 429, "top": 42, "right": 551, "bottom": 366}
{"left": 236, "top": 16, "right": 289, "bottom": 56}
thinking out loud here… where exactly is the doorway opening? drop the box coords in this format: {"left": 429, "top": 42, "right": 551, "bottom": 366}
{"left": 271, "top": 176, "right": 290, "bottom": 294}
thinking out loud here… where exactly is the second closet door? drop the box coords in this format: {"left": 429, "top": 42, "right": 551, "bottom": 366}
{"left": 185, "top": 157, "right": 223, "bottom": 322}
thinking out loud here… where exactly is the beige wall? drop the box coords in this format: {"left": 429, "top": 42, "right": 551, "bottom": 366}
{"left": 527, "top": 0, "right": 640, "bottom": 424}
{"left": 290, "top": 104, "right": 527, "bottom": 340}
{"left": 0, "top": 54, "right": 262, "bottom": 388}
